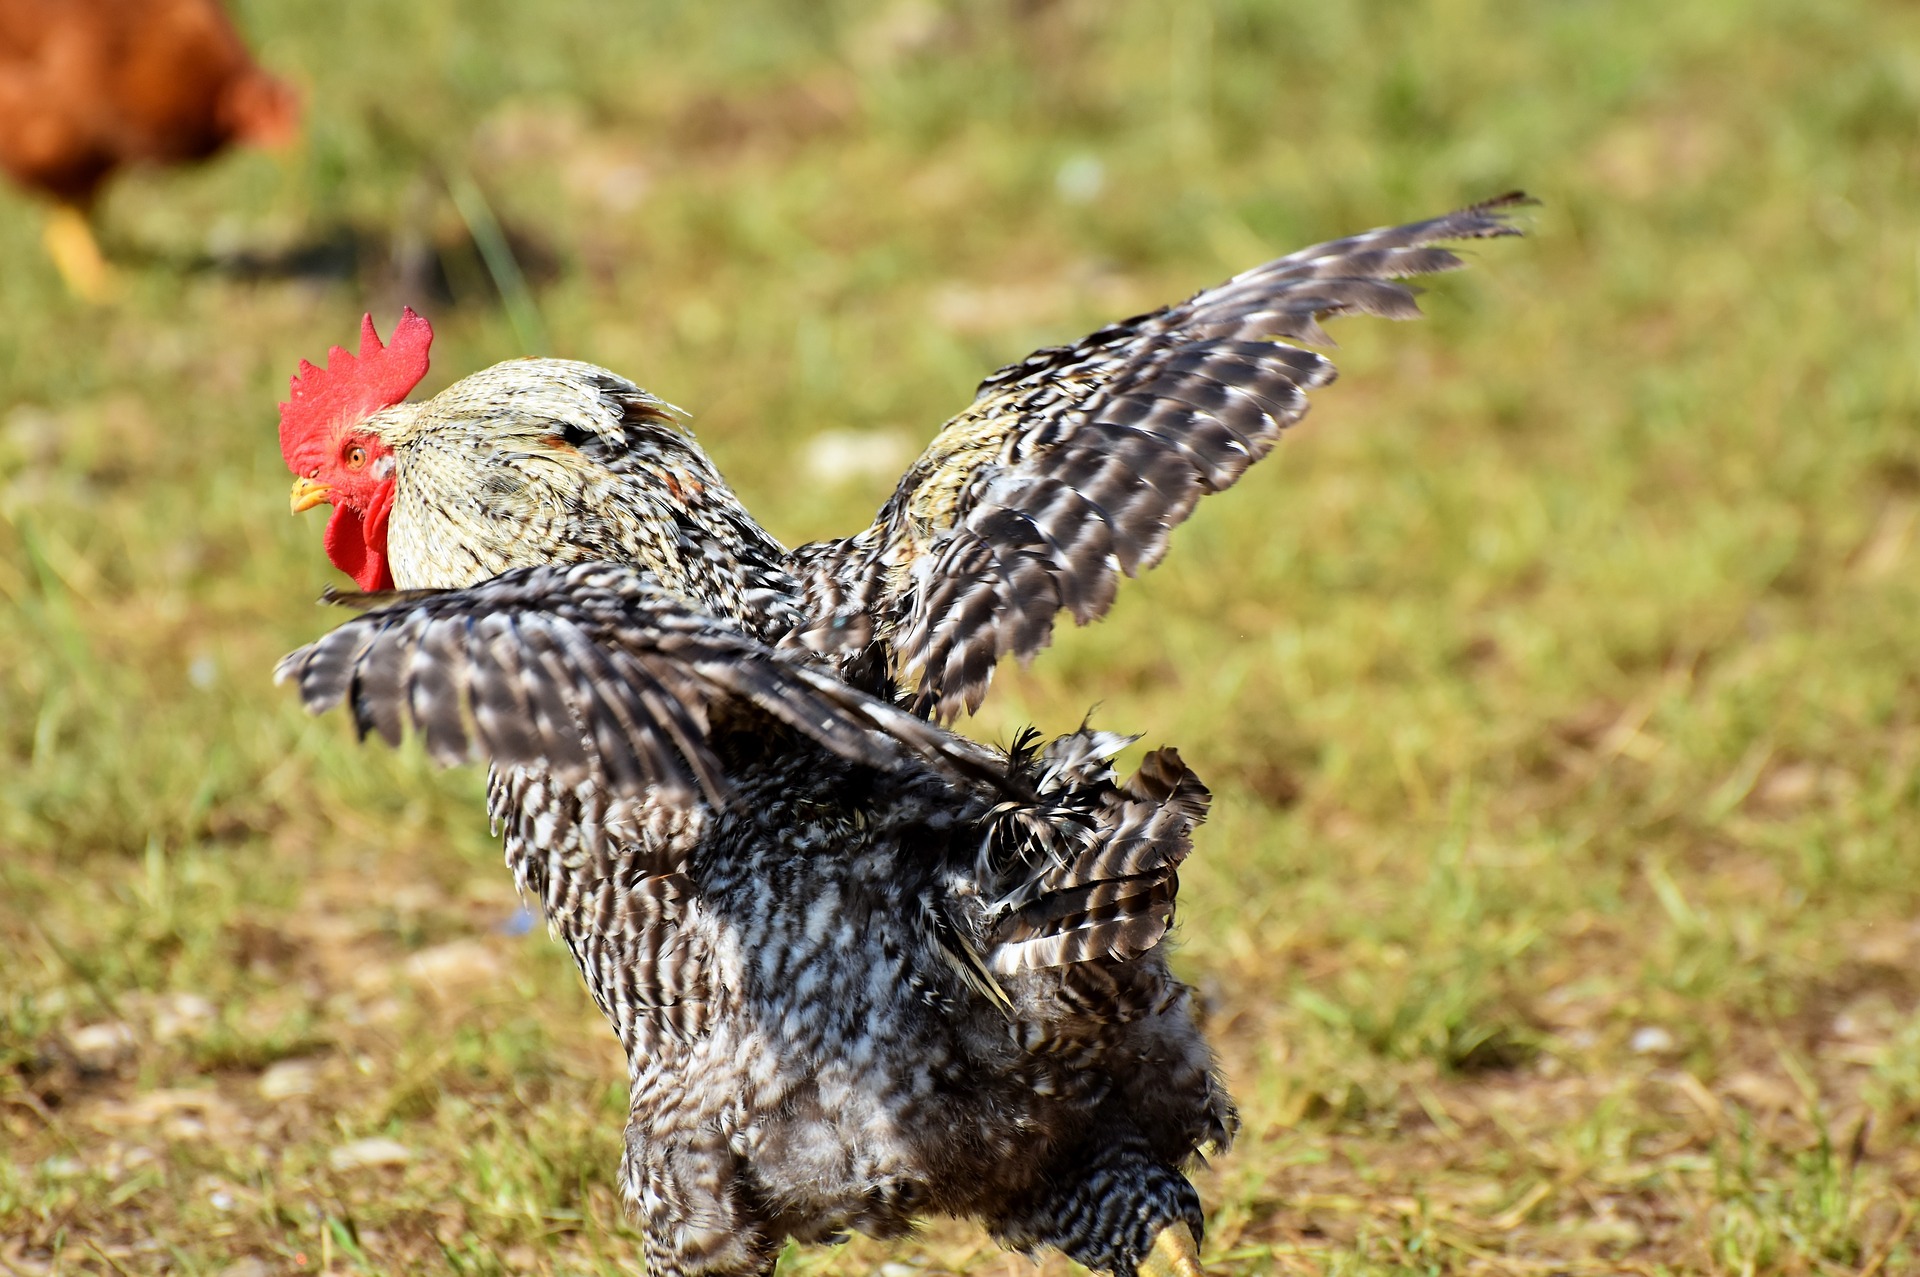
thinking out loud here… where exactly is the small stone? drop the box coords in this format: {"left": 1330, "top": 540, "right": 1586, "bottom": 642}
{"left": 1756, "top": 763, "right": 1818, "bottom": 808}
{"left": 3, "top": 404, "right": 63, "bottom": 465}
{"left": 151, "top": 993, "right": 216, "bottom": 1042}
{"left": 258, "top": 1058, "right": 321, "bottom": 1101}
{"left": 94, "top": 1089, "right": 238, "bottom": 1137}
{"left": 402, "top": 940, "right": 504, "bottom": 994}
{"left": 67, "top": 1021, "right": 137, "bottom": 1070}
{"left": 1630, "top": 1025, "right": 1676, "bottom": 1054}
{"left": 1723, "top": 1070, "right": 1800, "bottom": 1113}
{"left": 121, "top": 1146, "right": 158, "bottom": 1172}
{"left": 329, "top": 1137, "right": 412, "bottom": 1170}
{"left": 1055, "top": 154, "right": 1106, "bottom": 204}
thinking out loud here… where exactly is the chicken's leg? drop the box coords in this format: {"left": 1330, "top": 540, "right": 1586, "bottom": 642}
{"left": 43, "top": 204, "right": 116, "bottom": 301}
{"left": 990, "top": 1124, "right": 1210, "bottom": 1277}
{"left": 1142, "top": 1221, "right": 1208, "bottom": 1277}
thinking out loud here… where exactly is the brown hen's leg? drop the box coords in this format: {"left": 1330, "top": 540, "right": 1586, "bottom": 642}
{"left": 43, "top": 204, "right": 116, "bottom": 301}
{"left": 1141, "top": 1221, "right": 1208, "bottom": 1277}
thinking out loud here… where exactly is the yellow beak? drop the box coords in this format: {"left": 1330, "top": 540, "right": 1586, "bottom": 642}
{"left": 289, "top": 476, "right": 332, "bottom": 514}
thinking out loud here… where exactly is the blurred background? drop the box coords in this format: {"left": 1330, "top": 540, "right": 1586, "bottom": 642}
{"left": 1, "top": 1, "right": 1916, "bottom": 1273}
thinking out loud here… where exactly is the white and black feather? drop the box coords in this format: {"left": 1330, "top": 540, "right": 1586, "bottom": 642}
{"left": 790, "top": 194, "right": 1529, "bottom": 719}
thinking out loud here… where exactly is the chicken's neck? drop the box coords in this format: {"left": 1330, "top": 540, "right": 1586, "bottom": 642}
{"left": 386, "top": 443, "right": 806, "bottom": 644}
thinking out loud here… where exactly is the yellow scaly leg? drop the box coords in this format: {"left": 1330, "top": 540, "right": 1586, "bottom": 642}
{"left": 1140, "top": 1222, "right": 1207, "bottom": 1277}
{"left": 43, "top": 204, "right": 116, "bottom": 301}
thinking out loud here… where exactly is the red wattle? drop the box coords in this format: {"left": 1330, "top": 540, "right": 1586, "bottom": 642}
{"left": 322, "top": 486, "right": 395, "bottom": 592}
{"left": 362, "top": 483, "right": 394, "bottom": 591}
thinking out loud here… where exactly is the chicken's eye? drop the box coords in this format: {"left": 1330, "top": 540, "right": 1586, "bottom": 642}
{"left": 345, "top": 444, "right": 368, "bottom": 470}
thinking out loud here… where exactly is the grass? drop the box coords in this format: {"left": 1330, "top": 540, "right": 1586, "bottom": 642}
{"left": 2, "top": 0, "right": 1917, "bottom": 1272}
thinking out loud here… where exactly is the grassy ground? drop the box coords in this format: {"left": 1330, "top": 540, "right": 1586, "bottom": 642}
{"left": 3, "top": 0, "right": 1918, "bottom": 1272}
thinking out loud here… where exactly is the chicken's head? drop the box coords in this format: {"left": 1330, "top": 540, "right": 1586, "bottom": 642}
{"left": 221, "top": 71, "right": 303, "bottom": 151}
{"left": 279, "top": 309, "right": 432, "bottom": 592}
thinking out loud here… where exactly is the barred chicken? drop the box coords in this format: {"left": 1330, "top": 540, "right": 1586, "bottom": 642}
{"left": 274, "top": 195, "right": 1525, "bottom": 1276}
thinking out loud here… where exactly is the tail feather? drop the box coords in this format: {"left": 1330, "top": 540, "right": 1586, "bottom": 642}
{"left": 990, "top": 910, "right": 1174, "bottom": 976}
{"left": 983, "top": 742, "right": 1210, "bottom": 977}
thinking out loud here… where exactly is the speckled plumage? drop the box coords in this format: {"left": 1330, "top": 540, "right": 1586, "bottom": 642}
{"left": 277, "top": 196, "right": 1524, "bottom": 1276}
{"left": 788, "top": 195, "right": 1527, "bottom": 718}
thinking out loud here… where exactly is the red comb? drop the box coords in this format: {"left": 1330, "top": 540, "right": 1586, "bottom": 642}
{"left": 278, "top": 309, "right": 433, "bottom": 468}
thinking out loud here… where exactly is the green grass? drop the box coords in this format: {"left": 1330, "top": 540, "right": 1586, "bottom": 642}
{"left": 3, "top": 0, "right": 1918, "bottom": 1272}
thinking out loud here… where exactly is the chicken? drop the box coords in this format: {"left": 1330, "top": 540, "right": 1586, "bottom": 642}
{"left": 0, "top": 0, "right": 299, "bottom": 299}
{"left": 274, "top": 195, "right": 1525, "bottom": 1276}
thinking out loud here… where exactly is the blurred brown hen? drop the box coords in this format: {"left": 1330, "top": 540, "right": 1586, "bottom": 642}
{"left": 0, "top": 0, "right": 298, "bottom": 298}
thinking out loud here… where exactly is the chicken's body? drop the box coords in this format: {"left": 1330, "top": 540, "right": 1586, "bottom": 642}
{"left": 305, "top": 364, "right": 1231, "bottom": 1274}
{"left": 491, "top": 721, "right": 1223, "bottom": 1275}
{"left": 275, "top": 196, "right": 1526, "bottom": 1275}
{"left": 0, "top": 0, "right": 297, "bottom": 297}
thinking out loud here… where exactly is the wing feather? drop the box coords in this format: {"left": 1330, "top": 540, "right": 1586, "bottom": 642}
{"left": 985, "top": 744, "right": 1211, "bottom": 976}
{"left": 406, "top": 612, "right": 472, "bottom": 766}
{"left": 788, "top": 193, "right": 1528, "bottom": 719}
{"left": 278, "top": 562, "right": 1008, "bottom": 805}
{"left": 337, "top": 628, "right": 400, "bottom": 746}
{"left": 465, "top": 614, "right": 539, "bottom": 763}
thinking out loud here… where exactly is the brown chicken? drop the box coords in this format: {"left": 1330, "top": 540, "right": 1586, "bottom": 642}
{"left": 0, "top": 0, "right": 299, "bottom": 299}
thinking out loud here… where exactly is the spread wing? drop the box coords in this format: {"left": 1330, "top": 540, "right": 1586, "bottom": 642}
{"left": 276, "top": 562, "right": 1006, "bottom": 805}
{"left": 789, "top": 193, "right": 1529, "bottom": 720}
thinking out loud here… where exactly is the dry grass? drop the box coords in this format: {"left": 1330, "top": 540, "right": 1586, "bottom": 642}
{"left": 3, "top": 1, "right": 1918, "bottom": 1273}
